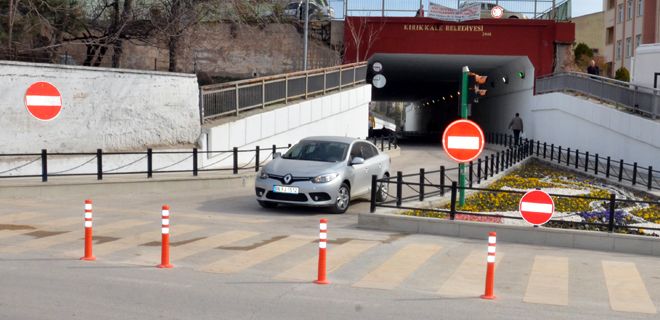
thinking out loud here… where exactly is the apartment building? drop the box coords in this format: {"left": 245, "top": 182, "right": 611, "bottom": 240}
{"left": 603, "top": 0, "right": 659, "bottom": 76}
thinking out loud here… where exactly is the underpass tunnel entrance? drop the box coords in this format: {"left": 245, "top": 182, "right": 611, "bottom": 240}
{"left": 367, "top": 53, "right": 534, "bottom": 141}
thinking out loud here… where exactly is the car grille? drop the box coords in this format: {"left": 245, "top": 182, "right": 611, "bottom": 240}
{"left": 267, "top": 174, "right": 312, "bottom": 185}
{"left": 266, "top": 192, "right": 308, "bottom": 202}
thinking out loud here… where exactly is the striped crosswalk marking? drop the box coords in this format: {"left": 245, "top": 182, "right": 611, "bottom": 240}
{"left": 125, "top": 230, "right": 259, "bottom": 265}
{"left": 91, "top": 224, "right": 203, "bottom": 257}
{"left": 1, "top": 219, "right": 148, "bottom": 254}
{"left": 602, "top": 261, "right": 657, "bottom": 314}
{"left": 0, "top": 216, "right": 80, "bottom": 240}
{"left": 353, "top": 244, "right": 441, "bottom": 290}
{"left": 276, "top": 240, "right": 378, "bottom": 281}
{"left": 199, "top": 235, "right": 312, "bottom": 274}
{"left": 0, "top": 212, "right": 43, "bottom": 224}
{"left": 523, "top": 256, "right": 569, "bottom": 305}
{"left": 438, "top": 250, "right": 504, "bottom": 297}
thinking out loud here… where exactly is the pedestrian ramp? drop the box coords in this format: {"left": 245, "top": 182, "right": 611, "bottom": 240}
{"left": 0, "top": 217, "right": 658, "bottom": 315}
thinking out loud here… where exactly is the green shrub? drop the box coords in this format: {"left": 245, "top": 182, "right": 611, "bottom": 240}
{"left": 615, "top": 67, "right": 630, "bottom": 82}
{"left": 574, "top": 42, "right": 593, "bottom": 61}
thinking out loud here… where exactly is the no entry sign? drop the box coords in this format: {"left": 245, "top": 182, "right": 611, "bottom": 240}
{"left": 24, "top": 82, "right": 62, "bottom": 121}
{"left": 442, "top": 119, "right": 485, "bottom": 163}
{"left": 519, "top": 190, "right": 555, "bottom": 226}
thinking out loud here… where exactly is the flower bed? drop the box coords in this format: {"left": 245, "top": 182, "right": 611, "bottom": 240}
{"left": 399, "top": 159, "right": 660, "bottom": 236}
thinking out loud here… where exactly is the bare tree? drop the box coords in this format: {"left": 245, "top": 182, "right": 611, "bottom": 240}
{"left": 344, "top": 16, "right": 385, "bottom": 62}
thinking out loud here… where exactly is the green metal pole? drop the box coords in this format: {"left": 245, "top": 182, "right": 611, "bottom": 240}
{"left": 459, "top": 66, "right": 469, "bottom": 206}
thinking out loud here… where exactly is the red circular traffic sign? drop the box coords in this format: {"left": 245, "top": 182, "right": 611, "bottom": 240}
{"left": 491, "top": 5, "right": 504, "bottom": 19}
{"left": 442, "top": 119, "right": 485, "bottom": 163}
{"left": 24, "top": 81, "right": 62, "bottom": 121}
{"left": 519, "top": 190, "right": 555, "bottom": 226}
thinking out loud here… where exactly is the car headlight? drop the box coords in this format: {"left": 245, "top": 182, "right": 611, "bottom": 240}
{"left": 312, "top": 173, "right": 339, "bottom": 183}
{"left": 259, "top": 170, "right": 269, "bottom": 179}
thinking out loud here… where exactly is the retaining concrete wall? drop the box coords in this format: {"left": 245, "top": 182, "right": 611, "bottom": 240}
{"left": 359, "top": 212, "right": 660, "bottom": 257}
{"left": 202, "top": 85, "right": 371, "bottom": 167}
{"left": 0, "top": 61, "right": 201, "bottom": 154}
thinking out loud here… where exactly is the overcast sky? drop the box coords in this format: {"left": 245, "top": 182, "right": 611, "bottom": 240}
{"left": 572, "top": 0, "right": 603, "bottom": 18}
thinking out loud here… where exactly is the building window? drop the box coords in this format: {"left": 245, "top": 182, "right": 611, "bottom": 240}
{"left": 638, "top": 0, "right": 643, "bottom": 16}
{"left": 618, "top": 4, "right": 624, "bottom": 23}
{"left": 616, "top": 40, "right": 622, "bottom": 59}
{"left": 636, "top": 34, "right": 642, "bottom": 47}
{"left": 626, "top": 37, "right": 632, "bottom": 57}
{"left": 606, "top": 27, "right": 614, "bottom": 44}
{"left": 608, "top": 0, "right": 616, "bottom": 9}
{"left": 627, "top": 0, "right": 633, "bottom": 20}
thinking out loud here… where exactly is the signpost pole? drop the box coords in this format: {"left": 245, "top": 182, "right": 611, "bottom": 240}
{"left": 459, "top": 66, "right": 469, "bottom": 206}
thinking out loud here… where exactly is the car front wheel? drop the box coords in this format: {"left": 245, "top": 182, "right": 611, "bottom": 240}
{"left": 331, "top": 183, "right": 351, "bottom": 214}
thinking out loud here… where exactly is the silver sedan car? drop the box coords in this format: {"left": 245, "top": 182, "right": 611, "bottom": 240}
{"left": 255, "top": 136, "right": 390, "bottom": 213}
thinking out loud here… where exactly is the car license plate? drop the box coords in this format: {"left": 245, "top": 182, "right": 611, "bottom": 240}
{"left": 273, "top": 185, "right": 299, "bottom": 194}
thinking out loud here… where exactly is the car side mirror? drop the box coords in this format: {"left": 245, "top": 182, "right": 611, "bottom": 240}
{"left": 351, "top": 157, "right": 365, "bottom": 165}
{"left": 274, "top": 152, "right": 282, "bottom": 159}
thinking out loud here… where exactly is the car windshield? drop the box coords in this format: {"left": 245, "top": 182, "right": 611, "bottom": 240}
{"left": 282, "top": 140, "right": 349, "bottom": 162}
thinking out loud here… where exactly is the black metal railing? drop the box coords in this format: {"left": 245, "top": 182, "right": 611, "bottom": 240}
{"left": 370, "top": 171, "right": 660, "bottom": 236}
{"left": 485, "top": 132, "right": 660, "bottom": 191}
{"left": 200, "top": 62, "right": 368, "bottom": 121}
{"left": 0, "top": 139, "right": 398, "bottom": 182}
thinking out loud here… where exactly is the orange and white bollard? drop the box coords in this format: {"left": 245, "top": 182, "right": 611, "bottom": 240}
{"left": 80, "top": 199, "right": 96, "bottom": 261}
{"left": 157, "top": 205, "right": 173, "bottom": 269}
{"left": 314, "top": 218, "right": 330, "bottom": 284}
{"left": 481, "top": 231, "right": 497, "bottom": 300}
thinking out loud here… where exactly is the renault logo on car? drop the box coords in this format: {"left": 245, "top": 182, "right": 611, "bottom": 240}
{"left": 283, "top": 174, "right": 293, "bottom": 184}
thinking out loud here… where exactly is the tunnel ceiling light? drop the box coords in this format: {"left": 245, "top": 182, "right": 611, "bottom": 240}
{"left": 443, "top": 97, "right": 446, "bottom": 100}
{"left": 502, "top": 76, "right": 508, "bottom": 83}
{"left": 457, "top": 91, "right": 461, "bottom": 95}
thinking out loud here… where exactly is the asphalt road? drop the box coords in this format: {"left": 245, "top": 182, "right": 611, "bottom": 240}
{"left": 0, "top": 143, "right": 658, "bottom": 320}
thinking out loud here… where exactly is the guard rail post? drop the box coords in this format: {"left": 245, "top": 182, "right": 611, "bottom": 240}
{"left": 585, "top": 151, "right": 589, "bottom": 172}
{"left": 272, "top": 144, "right": 277, "bottom": 158}
{"left": 450, "top": 182, "right": 457, "bottom": 220}
{"left": 255, "top": 146, "right": 260, "bottom": 173}
{"left": 396, "top": 171, "right": 402, "bottom": 207}
{"left": 440, "top": 166, "right": 446, "bottom": 196}
{"left": 495, "top": 152, "right": 500, "bottom": 174}
{"left": 193, "top": 148, "right": 198, "bottom": 176}
{"left": 235, "top": 83, "right": 240, "bottom": 116}
{"left": 419, "top": 168, "right": 425, "bottom": 201}
{"left": 147, "top": 148, "right": 153, "bottom": 178}
{"left": 608, "top": 194, "right": 616, "bottom": 232}
{"left": 388, "top": 136, "right": 392, "bottom": 150}
{"left": 483, "top": 156, "right": 488, "bottom": 181}
{"left": 233, "top": 147, "right": 238, "bottom": 174}
{"left": 594, "top": 154, "right": 599, "bottom": 175}
{"left": 618, "top": 160, "right": 624, "bottom": 182}
{"left": 97, "top": 149, "right": 103, "bottom": 180}
{"left": 469, "top": 161, "right": 474, "bottom": 188}
{"left": 550, "top": 144, "right": 554, "bottom": 161}
{"left": 647, "top": 166, "right": 653, "bottom": 190}
{"left": 490, "top": 155, "right": 494, "bottom": 177}
{"left": 606, "top": 156, "right": 611, "bottom": 178}
{"left": 41, "top": 149, "right": 47, "bottom": 182}
{"left": 370, "top": 175, "right": 377, "bottom": 213}
{"left": 632, "top": 162, "right": 638, "bottom": 185}
{"left": 567, "top": 148, "right": 571, "bottom": 167}
{"left": 557, "top": 146, "right": 562, "bottom": 164}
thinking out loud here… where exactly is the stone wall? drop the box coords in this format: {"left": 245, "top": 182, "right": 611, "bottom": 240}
{"left": 60, "top": 23, "right": 340, "bottom": 80}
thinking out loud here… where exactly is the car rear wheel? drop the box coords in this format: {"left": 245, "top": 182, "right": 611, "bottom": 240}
{"left": 376, "top": 174, "right": 389, "bottom": 202}
{"left": 258, "top": 200, "right": 278, "bottom": 209}
{"left": 331, "top": 183, "right": 351, "bottom": 214}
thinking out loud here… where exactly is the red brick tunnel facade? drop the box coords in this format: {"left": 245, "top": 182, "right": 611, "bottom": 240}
{"left": 343, "top": 17, "right": 575, "bottom": 78}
